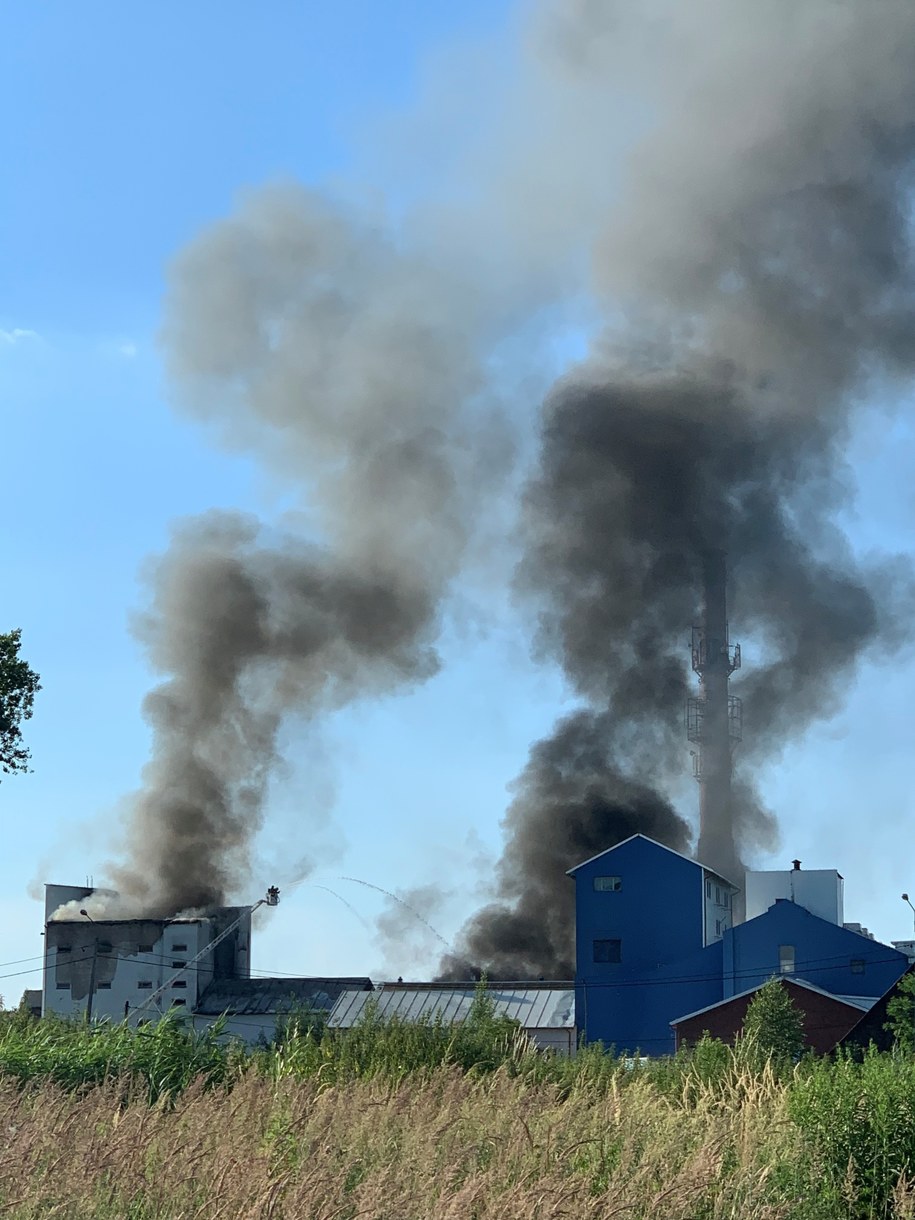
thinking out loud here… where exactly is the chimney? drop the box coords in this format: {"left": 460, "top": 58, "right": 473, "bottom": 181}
{"left": 688, "top": 549, "right": 742, "bottom": 879}
{"left": 792, "top": 859, "right": 801, "bottom": 871}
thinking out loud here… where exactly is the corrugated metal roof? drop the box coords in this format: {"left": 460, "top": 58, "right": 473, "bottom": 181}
{"left": 195, "top": 976, "right": 373, "bottom": 1016}
{"left": 329, "top": 984, "right": 575, "bottom": 1030}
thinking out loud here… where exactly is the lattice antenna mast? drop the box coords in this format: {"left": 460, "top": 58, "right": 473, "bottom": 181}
{"left": 686, "top": 550, "right": 742, "bottom": 878}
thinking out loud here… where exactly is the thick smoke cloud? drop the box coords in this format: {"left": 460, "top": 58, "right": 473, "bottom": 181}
{"left": 445, "top": 0, "right": 915, "bottom": 976}
{"left": 100, "top": 0, "right": 915, "bottom": 962}
{"left": 109, "top": 188, "right": 505, "bottom": 915}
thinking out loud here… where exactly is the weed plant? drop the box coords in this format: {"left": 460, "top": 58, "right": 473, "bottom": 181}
{"left": 3, "top": 1004, "right": 915, "bottom": 1216}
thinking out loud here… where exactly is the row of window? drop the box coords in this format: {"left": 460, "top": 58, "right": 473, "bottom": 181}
{"left": 591, "top": 940, "right": 869, "bottom": 976}
{"left": 593, "top": 876, "right": 733, "bottom": 911}
{"left": 56, "top": 943, "right": 189, "bottom": 955}
{"left": 56, "top": 979, "right": 189, "bottom": 990}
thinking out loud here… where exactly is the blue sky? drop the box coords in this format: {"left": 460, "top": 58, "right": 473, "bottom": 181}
{"left": 3, "top": 1, "right": 915, "bottom": 1001}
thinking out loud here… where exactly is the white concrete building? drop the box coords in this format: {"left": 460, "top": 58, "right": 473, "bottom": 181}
{"left": 42, "top": 884, "right": 251, "bottom": 1025}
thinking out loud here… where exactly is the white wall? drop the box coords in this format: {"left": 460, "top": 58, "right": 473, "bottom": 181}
{"left": 745, "top": 869, "right": 844, "bottom": 925}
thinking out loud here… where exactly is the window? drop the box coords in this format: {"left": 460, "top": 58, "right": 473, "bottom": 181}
{"left": 715, "top": 919, "right": 721, "bottom": 936}
{"left": 779, "top": 945, "right": 795, "bottom": 975}
{"left": 137, "top": 981, "right": 153, "bottom": 990}
{"left": 593, "top": 876, "right": 622, "bottom": 892}
{"left": 171, "top": 999, "right": 186, "bottom": 1007}
{"left": 97, "top": 982, "right": 111, "bottom": 990}
{"left": 706, "top": 880, "right": 712, "bottom": 899}
{"left": 171, "top": 943, "right": 188, "bottom": 953}
{"left": 56, "top": 982, "right": 70, "bottom": 990}
{"left": 172, "top": 980, "right": 187, "bottom": 989}
{"left": 98, "top": 942, "right": 113, "bottom": 956}
{"left": 593, "top": 939, "right": 622, "bottom": 964}
{"left": 723, "top": 892, "right": 730, "bottom": 909}
{"left": 851, "top": 959, "right": 866, "bottom": 975}
{"left": 57, "top": 945, "right": 72, "bottom": 954}
{"left": 171, "top": 961, "right": 187, "bottom": 969}
{"left": 138, "top": 944, "right": 154, "bottom": 954}
{"left": 715, "top": 885, "right": 721, "bottom": 904}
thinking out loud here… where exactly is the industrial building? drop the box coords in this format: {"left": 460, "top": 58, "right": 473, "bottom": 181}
{"left": 40, "top": 842, "right": 911, "bottom": 1057}
{"left": 569, "top": 834, "right": 909, "bottom": 1054}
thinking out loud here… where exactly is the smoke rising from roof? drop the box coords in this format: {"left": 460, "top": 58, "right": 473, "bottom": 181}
{"left": 109, "top": 189, "right": 508, "bottom": 916}
{"left": 443, "top": 0, "right": 915, "bottom": 975}
{"left": 98, "top": 2, "right": 915, "bottom": 957}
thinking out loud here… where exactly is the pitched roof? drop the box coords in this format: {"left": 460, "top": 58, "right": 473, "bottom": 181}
{"left": 194, "top": 976, "right": 373, "bottom": 1016}
{"left": 566, "top": 833, "right": 737, "bottom": 890}
{"left": 670, "top": 976, "right": 879, "bottom": 1028}
{"left": 329, "top": 983, "right": 575, "bottom": 1031}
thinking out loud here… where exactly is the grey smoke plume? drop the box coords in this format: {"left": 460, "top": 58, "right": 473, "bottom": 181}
{"left": 111, "top": 187, "right": 504, "bottom": 915}
{"left": 445, "top": 0, "right": 915, "bottom": 977}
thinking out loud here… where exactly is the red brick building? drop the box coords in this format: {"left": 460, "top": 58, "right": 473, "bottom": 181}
{"left": 671, "top": 977, "right": 877, "bottom": 1054}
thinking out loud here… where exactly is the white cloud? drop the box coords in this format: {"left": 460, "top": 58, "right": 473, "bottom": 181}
{"left": 0, "top": 328, "right": 38, "bottom": 345}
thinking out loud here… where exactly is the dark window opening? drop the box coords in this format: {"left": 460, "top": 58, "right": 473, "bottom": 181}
{"left": 593, "top": 938, "right": 622, "bottom": 964}
{"left": 97, "top": 942, "right": 113, "bottom": 955}
{"left": 171, "top": 999, "right": 187, "bottom": 1007}
{"left": 172, "top": 961, "right": 187, "bottom": 969}
{"left": 593, "top": 876, "right": 622, "bottom": 892}
{"left": 57, "top": 945, "right": 72, "bottom": 954}
{"left": 171, "top": 943, "right": 188, "bottom": 953}
{"left": 56, "top": 982, "right": 70, "bottom": 990}
{"left": 779, "top": 945, "right": 795, "bottom": 975}
{"left": 138, "top": 944, "right": 154, "bottom": 954}
{"left": 850, "top": 959, "right": 865, "bottom": 975}
{"left": 172, "top": 980, "right": 187, "bottom": 989}
{"left": 97, "top": 982, "right": 111, "bottom": 990}
{"left": 137, "top": 981, "right": 153, "bottom": 990}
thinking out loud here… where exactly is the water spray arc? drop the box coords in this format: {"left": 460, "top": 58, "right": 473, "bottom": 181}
{"left": 687, "top": 550, "right": 743, "bottom": 880}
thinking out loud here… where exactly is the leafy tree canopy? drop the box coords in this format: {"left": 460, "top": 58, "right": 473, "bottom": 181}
{"left": 742, "top": 977, "right": 806, "bottom": 1064}
{"left": 0, "top": 629, "right": 40, "bottom": 778}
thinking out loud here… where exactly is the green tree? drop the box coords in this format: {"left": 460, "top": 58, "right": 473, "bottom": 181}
{"left": 741, "top": 977, "right": 806, "bottom": 1064}
{"left": 884, "top": 969, "right": 915, "bottom": 1052}
{"left": 0, "top": 630, "right": 40, "bottom": 777}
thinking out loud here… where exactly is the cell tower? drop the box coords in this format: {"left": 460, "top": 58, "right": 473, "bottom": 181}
{"left": 686, "top": 549, "right": 742, "bottom": 879}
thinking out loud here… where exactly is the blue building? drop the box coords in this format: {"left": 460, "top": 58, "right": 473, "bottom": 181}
{"left": 569, "top": 835, "right": 909, "bottom": 1054}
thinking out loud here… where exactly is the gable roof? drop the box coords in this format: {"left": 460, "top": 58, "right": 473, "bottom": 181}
{"left": 566, "top": 833, "right": 737, "bottom": 890}
{"left": 839, "top": 962, "right": 915, "bottom": 1052}
{"left": 670, "top": 976, "right": 878, "bottom": 1028}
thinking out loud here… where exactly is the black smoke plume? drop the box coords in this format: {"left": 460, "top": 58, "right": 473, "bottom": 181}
{"left": 107, "top": 187, "right": 504, "bottom": 916}
{"left": 444, "top": 0, "right": 915, "bottom": 977}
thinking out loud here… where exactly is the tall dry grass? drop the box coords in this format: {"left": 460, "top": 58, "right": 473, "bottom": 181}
{"left": 0, "top": 1061, "right": 818, "bottom": 1220}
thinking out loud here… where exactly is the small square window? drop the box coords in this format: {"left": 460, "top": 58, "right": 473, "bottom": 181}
{"left": 57, "top": 945, "right": 72, "bottom": 954}
{"left": 97, "top": 982, "right": 111, "bottom": 990}
{"left": 593, "top": 876, "right": 622, "bottom": 892}
{"left": 137, "top": 981, "right": 153, "bottom": 990}
{"left": 56, "top": 982, "right": 70, "bottom": 990}
{"left": 172, "top": 980, "right": 187, "bottom": 989}
{"left": 138, "top": 944, "right": 154, "bottom": 954}
{"left": 593, "top": 938, "right": 622, "bottom": 964}
{"left": 779, "top": 945, "right": 795, "bottom": 975}
{"left": 171, "top": 999, "right": 186, "bottom": 1007}
{"left": 851, "top": 959, "right": 865, "bottom": 975}
{"left": 172, "top": 961, "right": 187, "bottom": 969}
{"left": 171, "top": 943, "right": 188, "bottom": 953}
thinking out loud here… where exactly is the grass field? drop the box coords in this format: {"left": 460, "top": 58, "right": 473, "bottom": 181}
{"left": 1, "top": 999, "right": 915, "bottom": 1219}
